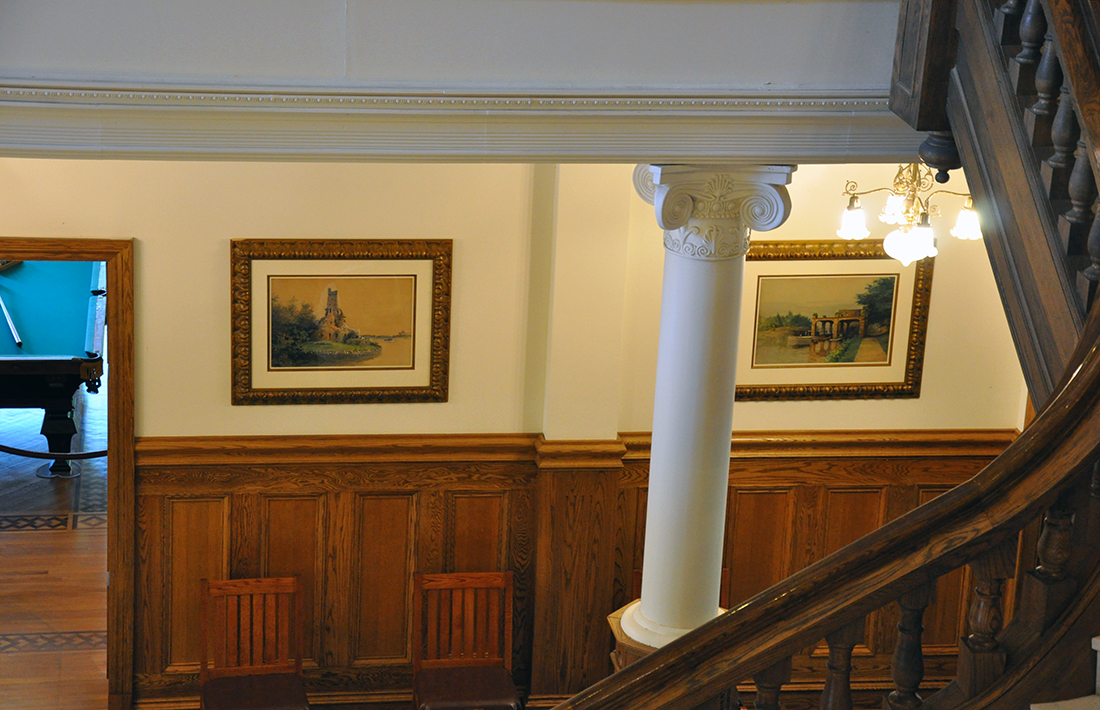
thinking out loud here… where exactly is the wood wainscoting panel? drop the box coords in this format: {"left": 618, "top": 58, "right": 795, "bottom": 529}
{"left": 355, "top": 494, "right": 415, "bottom": 663}
{"left": 447, "top": 492, "right": 505, "bottom": 573}
{"left": 918, "top": 486, "right": 971, "bottom": 656}
{"left": 166, "top": 497, "right": 229, "bottom": 671}
{"left": 723, "top": 489, "right": 794, "bottom": 609}
{"left": 263, "top": 496, "right": 325, "bottom": 664}
{"left": 132, "top": 430, "right": 1014, "bottom": 707}
{"left": 134, "top": 496, "right": 164, "bottom": 677}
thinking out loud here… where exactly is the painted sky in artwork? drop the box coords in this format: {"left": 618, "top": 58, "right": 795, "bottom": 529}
{"left": 756, "top": 274, "right": 896, "bottom": 318}
{"left": 269, "top": 275, "right": 415, "bottom": 335}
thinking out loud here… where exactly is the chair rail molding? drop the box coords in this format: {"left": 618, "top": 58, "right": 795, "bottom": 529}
{"left": 0, "top": 81, "right": 923, "bottom": 163}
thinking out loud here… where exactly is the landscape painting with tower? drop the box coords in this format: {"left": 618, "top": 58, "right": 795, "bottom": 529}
{"left": 267, "top": 275, "right": 416, "bottom": 370}
{"left": 752, "top": 274, "right": 899, "bottom": 367}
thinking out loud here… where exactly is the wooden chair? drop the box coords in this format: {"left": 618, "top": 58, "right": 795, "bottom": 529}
{"left": 412, "top": 571, "right": 520, "bottom": 710}
{"left": 199, "top": 577, "right": 310, "bottom": 710}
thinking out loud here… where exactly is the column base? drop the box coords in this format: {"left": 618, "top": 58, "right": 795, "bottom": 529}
{"left": 615, "top": 599, "right": 720, "bottom": 651}
{"left": 608, "top": 602, "right": 659, "bottom": 672}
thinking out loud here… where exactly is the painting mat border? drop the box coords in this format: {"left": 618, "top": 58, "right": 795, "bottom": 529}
{"left": 231, "top": 239, "right": 452, "bottom": 405}
{"left": 265, "top": 273, "right": 418, "bottom": 373}
{"left": 735, "top": 240, "right": 933, "bottom": 401}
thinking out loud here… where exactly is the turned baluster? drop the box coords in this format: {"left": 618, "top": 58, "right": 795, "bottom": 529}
{"left": 1036, "top": 489, "right": 1076, "bottom": 582}
{"left": 1017, "top": 487, "right": 1081, "bottom": 636}
{"left": 957, "top": 541, "right": 1016, "bottom": 698}
{"left": 1013, "top": 0, "right": 1047, "bottom": 96}
{"left": 1032, "top": 34, "right": 1063, "bottom": 116}
{"left": 996, "top": 0, "right": 1025, "bottom": 46}
{"left": 753, "top": 657, "right": 792, "bottom": 710}
{"left": 821, "top": 619, "right": 864, "bottom": 710}
{"left": 1017, "top": 0, "right": 1047, "bottom": 65}
{"left": 1061, "top": 141, "right": 1097, "bottom": 257}
{"left": 1025, "top": 33, "right": 1061, "bottom": 148}
{"left": 885, "top": 583, "right": 935, "bottom": 710}
{"left": 1082, "top": 201, "right": 1100, "bottom": 308}
{"left": 1049, "top": 89, "right": 1080, "bottom": 170}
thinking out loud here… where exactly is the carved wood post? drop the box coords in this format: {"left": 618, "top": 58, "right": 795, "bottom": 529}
{"left": 820, "top": 619, "right": 864, "bottom": 710}
{"left": 1080, "top": 201, "right": 1100, "bottom": 309}
{"left": 1045, "top": 88, "right": 1079, "bottom": 202}
{"left": 753, "top": 656, "right": 792, "bottom": 710}
{"left": 1050, "top": 89, "right": 1080, "bottom": 169}
{"left": 957, "top": 540, "right": 1016, "bottom": 698}
{"left": 1017, "top": 488, "right": 1079, "bottom": 635}
{"left": 1061, "top": 141, "right": 1098, "bottom": 257}
{"left": 884, "top": 583, "right": 935, "bottom": 710}
{"left": 1026, "top": 33, "right": 1062, "bottom": 147}
{"left": 995, "top": 0, "right": 1025, "bottom": 46}
{"left": 1012, "top": 0, "right": 1047, "bottom": 95}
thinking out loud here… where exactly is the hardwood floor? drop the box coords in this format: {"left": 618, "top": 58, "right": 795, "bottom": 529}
{"left": 0, "top": 379, "right": 107, "bottom": 709}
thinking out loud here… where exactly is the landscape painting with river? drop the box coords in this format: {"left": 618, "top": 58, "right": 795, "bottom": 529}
{"left": 267, "top": 274, "right": 416, "bottom": 370}
{"left": 751, "top": 274, "right": 899, "bottom": 368}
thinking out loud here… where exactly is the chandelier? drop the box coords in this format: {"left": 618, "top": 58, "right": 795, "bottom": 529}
{"left": 836, "top": 163, "right": 982, "bottom": 265}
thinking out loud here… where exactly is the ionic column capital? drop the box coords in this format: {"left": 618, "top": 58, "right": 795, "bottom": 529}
{"left": 633, "top": 163, "right": 796, "bottom": 260}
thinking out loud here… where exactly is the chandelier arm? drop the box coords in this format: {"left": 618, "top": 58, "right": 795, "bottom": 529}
{"left": 842, "top": 186, "right": 898, "bottom": 198}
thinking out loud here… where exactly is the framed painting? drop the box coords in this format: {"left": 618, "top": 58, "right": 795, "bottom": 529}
{"left": 734, "top": 240, "right": 933, "bottom": 400}
{"left": 230, "top": 239, "right": 452, "bottom": 404}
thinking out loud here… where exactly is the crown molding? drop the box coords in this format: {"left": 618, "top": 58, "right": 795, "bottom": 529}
{"left": 0, "top": 81, "right": 923, "bottom": 162}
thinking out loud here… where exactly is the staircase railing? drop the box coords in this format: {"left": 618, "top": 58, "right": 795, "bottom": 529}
{"left": 547, "top": 1, "right": 1100, "bottom": 709}
{"left": 551, "top": 303, "right": 1100, "bottom": 710}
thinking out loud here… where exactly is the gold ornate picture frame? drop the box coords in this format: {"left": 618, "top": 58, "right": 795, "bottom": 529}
{"left": 734, "top": 240, "right": 933, "bottom": 401}
{"left": 231, "top": 239, "right": 452, "bottom": 405}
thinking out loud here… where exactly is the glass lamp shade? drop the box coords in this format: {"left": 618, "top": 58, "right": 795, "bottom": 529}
{"left": 880, "top": 194, "right": 908, "bottom": 225}
{"left": 883, "top": 226, "right": 938, "bottom": 266}
{"left": 837, "top": 199, "right": 870, "bottom": 240}
{"left": 951, "top": 201, "right": 982, "bottom": 240}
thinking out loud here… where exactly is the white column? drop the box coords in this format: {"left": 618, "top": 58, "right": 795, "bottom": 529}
{"left": 620, "top": 164, "right": 795, "bottom": 647}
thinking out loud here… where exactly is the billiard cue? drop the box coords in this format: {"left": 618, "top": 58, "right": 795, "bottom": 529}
{"left": 0, "top": 292, "right": 21, "bottom": 347}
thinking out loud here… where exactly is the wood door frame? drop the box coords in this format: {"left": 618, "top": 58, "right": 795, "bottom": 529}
{"left": 1, "top": 238, "right": 135, "bottom": 710}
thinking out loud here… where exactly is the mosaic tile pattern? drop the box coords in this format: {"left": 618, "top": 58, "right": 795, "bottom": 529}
{"left": 0, "top": 632, "right": 107, "bottom": 654}
{"left": 0, "top": 515, "right": 70, "bottom": 531}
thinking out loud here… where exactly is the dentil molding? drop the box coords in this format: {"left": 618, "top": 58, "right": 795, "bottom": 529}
{"left": 0, "top": 81, "right": 923, "bottom": 162}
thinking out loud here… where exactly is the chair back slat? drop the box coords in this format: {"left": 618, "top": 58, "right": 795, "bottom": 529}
{"left": 226, "top": 596, "right": 239, "bottom": 668}
{"left": 439, "top": 589, "right": 451, "bottom": 658}
{"left": 412, "top": 572, "right": 513, "bottom": 672}
{"left": 487, "top": 588, "right": 500, "bottom": 662}
{"left": 463, "top": 588, "right": 476, "bottom": 658}
{"left": 212, "top": 595, "right": 228, "bottom": 669}
{"left": 199, "top": 577, "right": 303, "bottom": 682}
{"left": 425, "top": 588, "right": 439, "bottom": 659}
{"left": 252, "top": 594, "right": 265, "bottom": 665}
{"left": 277, "top": 592, "right": 291, "bottom": 666}
{"left": 264, "top": 593, "right": 278, "bottom": 664}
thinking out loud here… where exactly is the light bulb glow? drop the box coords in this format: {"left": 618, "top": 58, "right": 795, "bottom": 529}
{"left": 951, "top": 201, "right": 982, "bottom": 240}
{"left": 883, "top": 227, "right": 937, "bottom": 266}
{"left": 880, "top": 194, "right": 908, "bottom": 225}
{"left": 837, "top": 204, "right": 870, "bottom": 240}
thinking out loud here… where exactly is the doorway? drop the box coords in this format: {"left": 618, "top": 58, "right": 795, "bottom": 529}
{"left": 0, "top": 239, "right": 134, "bottom": 710}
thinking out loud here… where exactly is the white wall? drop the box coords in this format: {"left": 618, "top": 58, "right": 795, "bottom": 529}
{"left": 0, "top": 160, "right": 536, "bottom": 436}
{"left": 617, "top": 163, "right": 1029, "bottom": 431}
{"left": 0, "top": 159, "right": 1026, "bottom": 437}
{"left": 0, "top": 0, "right": 900, "bottom": 93}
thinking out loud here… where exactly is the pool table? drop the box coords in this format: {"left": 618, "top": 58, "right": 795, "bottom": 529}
{"left": 0, "top": 260, "right": 106, "bottom": 478}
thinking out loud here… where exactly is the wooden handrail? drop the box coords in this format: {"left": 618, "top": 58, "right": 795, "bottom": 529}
{"left": 1048, "top": 0, "right": 1100, "bottom": 177}
{"left": 554, "top": 302, "right": 1100, "bottom": 710}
